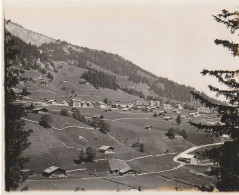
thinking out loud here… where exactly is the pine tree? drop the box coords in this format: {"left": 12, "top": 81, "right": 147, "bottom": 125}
{"left": 189, "top": 10, "right": 239, "bottom": 191}
{"left": 176, "top": 114, "right": 182, "bottom": 125}
{"left": 5, "top": 27, "right": 32, "bottom": 191}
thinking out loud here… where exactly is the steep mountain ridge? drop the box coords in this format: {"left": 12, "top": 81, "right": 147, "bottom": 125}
{"left": 6, "top": 21, "right": 200, "bottom": 103}
{"left": 5, "top": 21, "right": 56, "bottom": 46}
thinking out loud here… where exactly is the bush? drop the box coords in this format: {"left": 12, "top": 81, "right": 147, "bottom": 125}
{"left": 22, "top": 87, "right": 31, "bottom": 96}
{"left": 47, "top": 72, "right": 54, "bottom": 80}
{"left": 26, "top": 102, "right": 34, "bottom": 111}
{"left": 74, "top": 147, "right": 96, "bottom": 164}
{"left": 40, "top": 68, "right": 46, "bottom": 74}
{"left": 60, "top": 109, "right": 69, "bottom": 116}
{"left": 166, "top": 128, "right": 175, "bottom": 139}
{"left": 179, "top": 129, "right": 188, "bottom": 140}
{"left": 176, "top": 114, "right": 182, "bottom": 125}
{"left": 132, "top": 142, "right": 145, "bottom": 152}
{"left": 139, "top": 143, "right": 145, "bottom": 152}
{"left": 98, "top": 120, "right": 110, "bottom": 133}
{"left": 153, "top": 112, "right": 158, "bottom": 117}
{"left": 39, "top": 114, "right": 52, "bottom": 128}
{"left": 85, "top": 147, "right": 96, "bottom": 162}
{"left": 72, "top": 109, "right": 87, "bottom": 123}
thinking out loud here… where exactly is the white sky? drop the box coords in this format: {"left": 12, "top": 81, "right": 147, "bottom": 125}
{"left": 3, "top": 0, "right": 239, "bottom": 99}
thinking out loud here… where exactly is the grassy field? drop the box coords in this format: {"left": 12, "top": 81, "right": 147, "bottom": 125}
{"left": 128, "top": 156, "right": 173, "bottom": 173}
{"left": 22, "top": 104, "right": 217, "bottom": 190}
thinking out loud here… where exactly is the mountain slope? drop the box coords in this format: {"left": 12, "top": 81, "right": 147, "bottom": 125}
{"left": 5, "top": 21, "right": 56, "bottom": 46}
{"left": 6, "top": 20, "right": 208, "bottom": 103}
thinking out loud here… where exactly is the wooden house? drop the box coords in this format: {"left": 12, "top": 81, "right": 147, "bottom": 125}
{"left": 42, "top": 166, "right": 67, "bottom": 178}
{"left": 32, "top": 107, "right": 48, "bottom": 114}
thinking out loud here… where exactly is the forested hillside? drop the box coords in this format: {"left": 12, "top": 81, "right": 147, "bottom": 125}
{"left": 6, "top": 21, "right": 220, "bottom": 104}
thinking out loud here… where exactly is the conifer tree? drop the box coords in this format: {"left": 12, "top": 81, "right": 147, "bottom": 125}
{"left": 5, "top": 25, "right": 32, "bottom": 191}
{"left": 190, "top": 10, "right": 239, "bottom": 191}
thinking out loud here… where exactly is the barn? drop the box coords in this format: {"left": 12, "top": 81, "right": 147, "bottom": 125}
{"left": 108, "top": 159, "right": 139, "bottom": 176}
{"left": 42, "top": 166, "right": 67, "bottom": 178}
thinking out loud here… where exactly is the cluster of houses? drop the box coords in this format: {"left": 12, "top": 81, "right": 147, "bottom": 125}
{"left": 42, "top": 145, "right": 139, "bottom": 178}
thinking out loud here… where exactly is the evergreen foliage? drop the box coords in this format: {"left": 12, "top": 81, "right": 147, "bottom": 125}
{"left": 176, "top": 114, "right": 182, "bottom": 125}
{"left": 5, "top": 30, "right": 32, "bottom": 191}
{"left": 39, "top": 114, "right": 52, "bottom": 128}
{"left": 81, "top": 68, "right": 119, "bottom": 90}
{"left": 189, "top": 10, "right": 239, "bottom": 191}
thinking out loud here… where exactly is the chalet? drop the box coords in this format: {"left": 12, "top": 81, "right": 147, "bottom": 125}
{"left": 32, "top": 107, "right": 48, "bottom": 114}
{"left": 181, "top": 115, "right": 188, "bottom": 119}
{"left": 158, "top": 111, "right": 166, "bottom": 117}
{"left": 188, "top": 112, "right": 195, "bottom": 117}
{"left": 144, "top": 125, "right": 152, "bottom": 130}
{"left": 148, "top": 101, "right": 160, "bottom": 107}
{"left": 108, "top": 159, "right": 139, "bottom": 176}
{"left": 163, "top": 104, "right": 174, "bottom": 110}
{"left": 221, "top": 134, "right": 230, "bottom": 141}
{"left": 12, "top": 88, "right": 21, "bottom": 94}
{"left": 96, "top": 102, "right": 107, "bottom": 109}
{"left": 177, "top": 154, "right": 197, "bottom": 164}
{"left": 48, "top": 99, "right": 58, "bottom": 105}
{"left": 42, "top": 166, "right": 67, "bottom": 178}
{"left": 98, "top": 146, "right": 114, "bottom": 154}
{"left": 177, "top": 104, "right": 183, "bottom": 110}
{"left": 197, "top": 106, "right": 211, "bottom": 114}
{"left": 62, "top": 101, "right": 69, "bottom": 106}
{"left": 92, "top": 114, "right": 104, "bottom": 120}
{"left": 164, "top": 117, "right": 172, "bottom": 121}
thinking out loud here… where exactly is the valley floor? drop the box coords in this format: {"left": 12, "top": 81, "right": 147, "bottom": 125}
{"left": 21, "top": 106, "right": 218, "bottom": 191}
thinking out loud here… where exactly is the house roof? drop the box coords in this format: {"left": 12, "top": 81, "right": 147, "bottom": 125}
{"left": 33, "top": 107, "right": 48, "bottom": 112}
{"left": 43, "top": 166, "right": 65, "bottom": 173}
{"left": 178, "top": 154, "right": 195, "bottom": 159}
{"left": 119, "top": 166, "right": 133, "bottom": 174}
{"left": 108, "top": 159, "right": 131, "bottom": 172}
{"left": 48, "top": 99, "right": 57, "bottom": 102}
{"left": 98, "top": 146, "right": 114, "bottom": 151}
{"left": 92, "top": 114, "right": 103, "bottom": 118}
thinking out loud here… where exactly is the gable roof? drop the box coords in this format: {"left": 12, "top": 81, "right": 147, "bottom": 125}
{"left": 178, "top": 154, "right": 195, "bottom": 159}
{"left": 43, "top": 166, "right": 65, "bottom": 173}
{"left": 108, "top": 159, "right": 131, "bottom": 172}
{"left": 33, "top": 107, "right": 48, "bottom": 112}
{"left": 98, "top": 146, "right": 114, "bottom": 151}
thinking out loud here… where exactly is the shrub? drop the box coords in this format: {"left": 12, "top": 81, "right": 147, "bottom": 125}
{"left": 40, "top": 68, "right": 46, "bottom": 74}
{"left": 179, "top": 129, "right": 188, "bottom": 140}
{"left": 85, "top": 147, "right": 96, "bottom": 162}
{"left": 22, "top": 87, "right": 31, "bottom": 96}
{"left": 60, "top": 109, "right": 69, "bottom": 116}
{"left": 98, "top": 120, "right": 110, "bottom": 133}
{"left": 176, "top": 114, "right": 182, "bottom": 125}
{"left": 153, "top": 112, "right": 158, "bottom": 117}
{"left": 27, "top": 102, "right": 34, "bottom": 110}
{"left": 47, "top": 72, "right": 54, "bottom": 80}
{"left": 139, "top": 143, "right": 145, "bottom": 152}
{"left": 39, "top": 114, "right": 52, "bottom": 128}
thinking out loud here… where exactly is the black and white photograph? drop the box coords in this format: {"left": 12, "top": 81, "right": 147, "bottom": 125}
{"left": 2, "top": 0, "right": 239, "bottom": 193}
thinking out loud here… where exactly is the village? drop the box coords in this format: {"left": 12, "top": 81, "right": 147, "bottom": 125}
{"left": 16, "top": 92, "right": 228, "bottom": 191}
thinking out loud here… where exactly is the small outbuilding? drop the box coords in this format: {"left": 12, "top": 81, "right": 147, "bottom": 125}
{"left": 32, "top": 107, "right": 48, "bottom": 114}
{"left": 42, "top": 166, "right": 67, "bottom": 178}
{"left": 177, "top": 154, "right": 197, "bottom": 164}
{"left": 144, "top": 125, "right": 152, "bottom": 130}
{"left": 98, "top": 146, "right": 114, "bottom": 154}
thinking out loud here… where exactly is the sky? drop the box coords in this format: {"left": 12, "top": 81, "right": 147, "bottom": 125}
{"left": 3, "top": 0, "right": 239, "bottom": 99}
